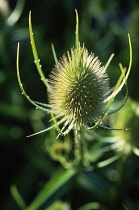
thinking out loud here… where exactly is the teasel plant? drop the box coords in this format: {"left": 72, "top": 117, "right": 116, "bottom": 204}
{"left": 16, "top": 10, "right": 132, "bottom": 167}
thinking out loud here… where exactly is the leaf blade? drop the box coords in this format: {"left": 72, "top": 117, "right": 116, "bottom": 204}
{"left": 26, "top": 168, "right": 76, "bottom": 210}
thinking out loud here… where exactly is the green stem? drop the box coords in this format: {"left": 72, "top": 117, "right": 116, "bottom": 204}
{"left": 74, "top": 126, "right": 85, "bottom": 165}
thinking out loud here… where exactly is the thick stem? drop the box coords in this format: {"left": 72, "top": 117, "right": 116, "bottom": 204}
{"left": 74, "top": 126, "right": 85, "bottom": 166}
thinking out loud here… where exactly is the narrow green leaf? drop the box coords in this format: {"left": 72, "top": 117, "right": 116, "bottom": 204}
{"left": 97, "top": 154, "right": 120, "bottom": 168}
{"left": 16, "top": 43, "right": 50, "bottom": 113}
{"left": 10, "top": 185, "right": 26, "bottom": 210}
{"left": 50, "top": 113, "right": 65, "bottom": 136}
{"left": 75, "top": 9, "right": 79, "bottom": 48}
{"left": 51, "top": 43, "right": 58, "bottom": 64}
{"left": 106, "top": 34, "right": 132, "bottom": 101}
{"left": 79, "top": 171, "right": 110, "bottom": 200}
{"left": 88, "top": 34, "right": 132, "bottom": 130}
{"left": 29, "top": 11, "right": 49, "bottom": 89}
{"left": 88, "top": 57, "right": 125, "bottom": 130}
{"left": 103, "top": 53, "right": 114, "bottom": 73}
{"left": 107, "top": 65, "right": 128, "bottom": 115}
{"left": 123, "top": 204, "right": 130, "bottom": 210}
{"left": 26, "top": 168, "right": 76, "bottom": 210}
{"left": 77, "top": 202, "right": 100, "bottom": 210}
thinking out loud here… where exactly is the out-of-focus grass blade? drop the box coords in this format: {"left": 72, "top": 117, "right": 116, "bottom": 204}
{"left": 123, "top": 204, "right": 129, "bottom": 210}
{"left": 10, "top": 185, "right": 26, "bottom": 210}
{"left": 7, "top": 0, "right": 25, "bottom": 26}
{"left": 26, "top": 168, "right": 76, "bottom": 210}
{"left": 78, "top": 170, "right": 111, "bottom": 201}
{"left": 97, "top": 154, "right": 120, "bottom": 168}
{"left": 77, "top": 202, "right": 100, "bottom": 210}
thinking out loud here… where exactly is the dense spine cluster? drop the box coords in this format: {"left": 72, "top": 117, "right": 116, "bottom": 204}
{"left": 49, "top": 45, "right": 110, "bottom": 129}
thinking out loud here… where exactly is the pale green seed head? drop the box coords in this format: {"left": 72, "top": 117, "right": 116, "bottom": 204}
{"left": 112, "top": 98, "right": 139, "bottom": 155}
{"left": 49, "top": 45, "right": 110, "bottom": 128}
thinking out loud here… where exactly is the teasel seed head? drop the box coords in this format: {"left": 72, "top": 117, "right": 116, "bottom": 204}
{"left": 49, "top": 45, "right": 110, "bottom": 130}
{"left": 112, "top": 98, "right": 139, "bottom": 156}
{"left": 16, "top": 11, "right": 132, "bottom": 139}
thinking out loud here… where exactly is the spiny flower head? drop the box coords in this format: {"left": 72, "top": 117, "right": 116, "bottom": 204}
{"left": 49, "top": 45, "right": 109, "bottom": 129}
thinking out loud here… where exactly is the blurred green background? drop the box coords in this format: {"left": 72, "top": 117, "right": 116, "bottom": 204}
{"left": 0, "top": 0, "right": 139, "bottom": 210}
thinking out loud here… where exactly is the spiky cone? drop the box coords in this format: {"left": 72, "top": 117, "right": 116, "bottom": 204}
{"left": 49, "top": 45, "right": 110, "bottom": 134}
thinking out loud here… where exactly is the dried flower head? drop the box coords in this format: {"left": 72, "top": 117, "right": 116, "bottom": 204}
{"left": 49, "top": 45, "right": 109, "bottom": 131}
